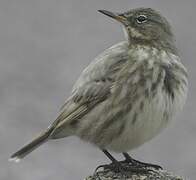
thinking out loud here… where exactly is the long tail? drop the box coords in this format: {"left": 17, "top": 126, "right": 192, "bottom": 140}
{"left": 9, "top": 129, "right": 52, "bottom": 162}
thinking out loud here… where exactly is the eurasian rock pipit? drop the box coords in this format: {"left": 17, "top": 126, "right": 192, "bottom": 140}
{"left": 10, "top": 8, "right": 188, "bottom": 172}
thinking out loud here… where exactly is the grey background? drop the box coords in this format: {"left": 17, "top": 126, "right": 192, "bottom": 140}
{"left": 1, "top": 0, "right": 195, "bottom": 179}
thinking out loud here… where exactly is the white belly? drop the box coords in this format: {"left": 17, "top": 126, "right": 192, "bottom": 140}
{"left": 106, "top": 87, "right": 187, "bottom": 152}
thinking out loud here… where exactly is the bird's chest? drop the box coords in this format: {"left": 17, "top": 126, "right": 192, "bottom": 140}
{"left": 108, "top": 48, "right": 188, "bottom": 152}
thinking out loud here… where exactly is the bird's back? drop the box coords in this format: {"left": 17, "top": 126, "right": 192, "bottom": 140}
{"left": 72, "top": 41, "right": 129, "bottom": 92}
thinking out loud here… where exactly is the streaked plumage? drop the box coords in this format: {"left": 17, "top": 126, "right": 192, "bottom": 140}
{"left": 10, "top": 8, "right": 188, "bottom": 164}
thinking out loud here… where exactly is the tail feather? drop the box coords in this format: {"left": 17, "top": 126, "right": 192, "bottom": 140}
{"left": 9, "top": 129, "right": 51, "bottom": 162}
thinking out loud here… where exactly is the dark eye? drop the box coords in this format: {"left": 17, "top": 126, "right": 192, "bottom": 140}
{"left": 136, "top": 15, "right": 147, "bottom": 24}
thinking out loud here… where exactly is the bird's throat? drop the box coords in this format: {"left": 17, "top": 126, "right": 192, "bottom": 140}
{"left": 122, "top": 26, "right": 130, "bottom": 42}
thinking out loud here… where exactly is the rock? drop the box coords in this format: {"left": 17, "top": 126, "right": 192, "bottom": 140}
{"left": 85, "top": 161, "right": 185, "bottom": 180}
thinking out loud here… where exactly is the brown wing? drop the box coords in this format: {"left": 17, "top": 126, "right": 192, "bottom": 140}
{"left": 48, "top": 43, "right": 129, "bottom": 137}
{"left": 48, "top": 78, "right": 113, "bottom": 137}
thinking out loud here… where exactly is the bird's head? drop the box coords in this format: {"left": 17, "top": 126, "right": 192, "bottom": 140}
{"left": 99, "top": 8, "right": 176, "bottom": 51}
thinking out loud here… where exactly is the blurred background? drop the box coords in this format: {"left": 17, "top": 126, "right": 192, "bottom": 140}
{"left": 1, "top": 0, "right": 195, "bottom": 179}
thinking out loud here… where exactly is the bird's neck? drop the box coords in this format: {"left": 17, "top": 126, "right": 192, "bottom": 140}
{"left": 122, "top": 26, "right": 178, "bottom": 56}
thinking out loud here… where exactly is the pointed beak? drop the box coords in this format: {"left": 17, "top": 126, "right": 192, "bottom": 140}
{"left": 98, "top": 10, "right": 126, "bottom": 24}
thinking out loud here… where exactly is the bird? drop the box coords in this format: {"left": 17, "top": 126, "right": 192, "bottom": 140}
{"left": 10, "top": 8, "right": 188, "bottom": 171}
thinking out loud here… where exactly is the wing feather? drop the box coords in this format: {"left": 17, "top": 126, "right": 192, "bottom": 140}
{"left": 48, "top": 42, "right": 129, "bottom": 137}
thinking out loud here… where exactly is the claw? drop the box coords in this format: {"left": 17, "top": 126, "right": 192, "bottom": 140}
{"left": 122, "top": 152, "right": 162, "bottom": 170}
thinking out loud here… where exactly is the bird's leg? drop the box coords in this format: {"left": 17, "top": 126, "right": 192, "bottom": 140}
{"left": 122, "top": 152, "right": 162, "bottom": 170}
{"left": 102, "top": 149, "right": 117, "bottom": 163}
{"left": 95, "top": 149, "right": 125, "bottom": 174}
{"left": 95, "top": 150, "right": 152, "bottom": 177}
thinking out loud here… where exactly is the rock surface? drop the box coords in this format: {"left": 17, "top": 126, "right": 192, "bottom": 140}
{"left": 85, "top": 161, "right": 185, "bottom": 180}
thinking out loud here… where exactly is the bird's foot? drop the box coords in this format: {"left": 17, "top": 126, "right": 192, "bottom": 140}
{"left": 122, "top": 153, "right": 162, "bottom": 170}
{"left": 124, "top": 158, "right": 162, "bottom": 170}
{"left": 94, "top": 161, "right": 150, "bottom": 179}
{"left": 95, "top": 160, "right": 126, "bottom": 174}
